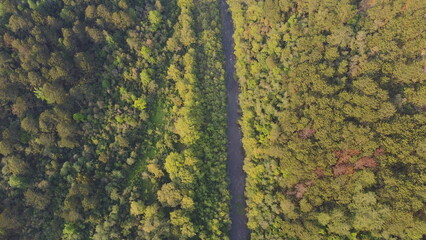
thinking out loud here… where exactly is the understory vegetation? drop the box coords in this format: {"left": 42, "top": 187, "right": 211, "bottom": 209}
{"left": 0, "top": 0, "right": 229, "bottom": 239}
{"left": 228, "top": 0, "right": 426, "bottom": 239}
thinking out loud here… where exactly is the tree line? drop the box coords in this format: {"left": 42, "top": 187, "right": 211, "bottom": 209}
{"left": 228, "top": 0, "right": 426, "bottom": 239}
{"left": 0, "top": 0, "right": 230, "bottom": 239}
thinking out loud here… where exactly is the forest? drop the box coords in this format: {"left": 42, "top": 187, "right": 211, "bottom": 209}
{"left": 0, "top": 0, "right": 230, "bottom": 239}
{"left": 228, "top": 0, "right": 426, "bottom": 239}
{"left": 0, "top": 0, "right": 425, "bottom": 239}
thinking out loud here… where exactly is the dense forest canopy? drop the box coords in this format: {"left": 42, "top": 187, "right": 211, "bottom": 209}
{"left": 0, "top": 0, "right": 230, "bottom": 239}
{"left": 0, "top": 0, "right": 425, "bottom": 239}
{"left": 228, "top": 0, "right": 426, "bottom": 239}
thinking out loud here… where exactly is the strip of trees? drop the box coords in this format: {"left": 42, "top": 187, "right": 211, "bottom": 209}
{"left": 228, "top": 0, "right": 426, "bottom": 239}
{"left": 0, "top": 0, "right": 229, "bottom": 239}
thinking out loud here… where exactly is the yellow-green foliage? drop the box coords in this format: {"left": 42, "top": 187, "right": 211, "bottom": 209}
{"left": 229, "top": 0, "right": 426, "bottom": 239}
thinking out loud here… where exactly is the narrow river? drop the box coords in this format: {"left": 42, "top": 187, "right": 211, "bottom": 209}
{"left": 220, "top": 0, "right": 250, "bottom": 239}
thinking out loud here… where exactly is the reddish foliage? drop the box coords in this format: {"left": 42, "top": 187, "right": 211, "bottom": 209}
{"left": 298, "top": 128, "right": 316, "bottom": 139}
{"left": 287, "top": 181, "right": 314, "bottom": 199}
{"left": 294, "top": 183, "right": 307, "bottom": 199}
{"left": 400, "top": 1, "right": 410, "bottom": 11}
{"left": 333, "top": 164, "right": 354, "bottom": 176}
{"left": 334, "top": 150, "right": 343, "bottom": 159}
{"left": 286, "top": 190, "right": 296, "bottom": 196}
{"left": 315, "top": 168, "right": 325, "bottom": 178}
{"left": 359, "top": 0, "right": 376, "bottom": 12}
{"left": 334, "top": 149, "right": 361, "bottom": 164}
{"left": 374, "top": 148, "right": 385, "bottom": 156}
{"left": 354, "top": 157, "right": 377, "bottom": 169}
{"left": 305, "top": 180, "right": 315, "bottom": 186}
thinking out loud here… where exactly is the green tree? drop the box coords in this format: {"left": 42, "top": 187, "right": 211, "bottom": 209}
{"left": 130, "top": 201, "right": 145, "bottom": 216}
{"left": 24, "top": 189, "right": 49, "bottom": 210}
{"left": 148, "top": 10, "right": 162, "bottom": 30}
{"left": 157, "top": 183, "right": 182, "bottom": 207}
{"left": 3, "top": 155, "right": 29, "bottom": 175}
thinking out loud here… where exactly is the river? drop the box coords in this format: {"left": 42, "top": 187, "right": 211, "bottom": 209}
{"left": 220, "top": 0, "right": 250, "bottom": 239}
